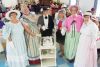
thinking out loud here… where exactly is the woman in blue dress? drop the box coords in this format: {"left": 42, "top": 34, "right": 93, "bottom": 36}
{"left": 1, "top": 10, "right": 35, "bottom": 67}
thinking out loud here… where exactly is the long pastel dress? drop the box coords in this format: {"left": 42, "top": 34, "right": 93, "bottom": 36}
{"left": 2, "top": 22, "right": 28, "bottom": 67}
{"left": 21, "top": 14, "right": 40, "bottom": 63}
{"left": 64, "top": 15, "right": 83, "bottom": 60}
{"left": 74, "top": 21, "right": 98, "bottom": 67}
{"left": 0, "top": 20, "right": 5, "bottom": 52}
{"left": 0, "top": 36, "right": 4, "bottom": 52}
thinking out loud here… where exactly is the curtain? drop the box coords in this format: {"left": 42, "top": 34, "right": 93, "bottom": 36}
{"left": 78, "top": 0, "right": 95, "bottom": 12}
{"left": 95, "top": 0, "right": 100, "bottom": 17}
{"left": 2, "top": 0, "right": 18, "bottom": 7}
{"left": 94, "top": 0, "right": 98, "bottom": 9}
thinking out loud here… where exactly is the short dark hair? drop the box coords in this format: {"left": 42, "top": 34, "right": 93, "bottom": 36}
{"left": 9, "top": 12, "right": 17, "bottom": 17}
{"left": 84, "top": 15, "right": 91, "bottom": 19}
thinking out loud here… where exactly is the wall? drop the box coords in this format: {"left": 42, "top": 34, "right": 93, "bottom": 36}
{"left": 79, "top": 0, "right": 95, "bottom": 12}
{"left": 57, "top": 0, "right": 95, "bottom": 13}
{"left": 59, "top": 0, "right": 69, "bottom": 5}
{"left": 2, "top": 0, "right": 18, "bottom": 7}
{"left": 53, "top": 0, "right": 95, "bottom": 12}
{"left": 96, "top": 0, "right": 100, "bottom": 16}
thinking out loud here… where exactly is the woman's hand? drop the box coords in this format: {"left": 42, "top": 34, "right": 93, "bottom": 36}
{"left": 31, "top": 33, "right": 42, "bottom": 37}
{"left": 31, "top": 32, "right": 36, "bottom": 37}
{"left": 22, "top": 24, "right": 35, "bottom": 36}
{"left": 36, "top": 34, "right": 41, "bottom": 37}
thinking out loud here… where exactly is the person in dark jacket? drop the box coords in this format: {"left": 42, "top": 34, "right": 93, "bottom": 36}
{"left": 37, "top": 7, "right": 54, "bottom": 37}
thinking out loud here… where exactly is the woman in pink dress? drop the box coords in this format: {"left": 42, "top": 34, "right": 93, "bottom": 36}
{"left": 64, "top": 5, "right": 83, "bottom": 62}
{"left": 74, "top": 12, "right": 99, "bottom": 67}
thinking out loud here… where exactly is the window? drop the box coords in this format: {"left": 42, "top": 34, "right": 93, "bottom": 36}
{"left": 96, "top": 0, "right": 100, "bottom": 17}
{"left": 70, "top": 0, "right": 77, "bottom": 5}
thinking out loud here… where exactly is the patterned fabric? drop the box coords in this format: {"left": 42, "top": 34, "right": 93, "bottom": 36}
{"left": 2, "top": 22, "right": 28, "bottom": 67}
{"left": 64, "top": 23, "right": 80, "bottom": 60}
{"left": 22, "top": 15, "right": 40, "bottom": 60}
{"left": 0, "top": 37, "right": 4, "bottom": 52}
{"left": 64, "top": 15, "right": 83, "bottom": 32}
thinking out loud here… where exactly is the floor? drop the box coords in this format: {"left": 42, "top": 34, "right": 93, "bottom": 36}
{"left": 0, "top": 43, "right": 100, "bottom": 67}
{"left": 0, "top": 51, "right": 74, "bottom": 67}
{"left": 0, "top": 51, "right": 100, "bottom": 67}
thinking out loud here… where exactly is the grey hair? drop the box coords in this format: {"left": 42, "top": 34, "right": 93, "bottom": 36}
{"left": 57, "top": 9, "right": 66, "bottom": 20}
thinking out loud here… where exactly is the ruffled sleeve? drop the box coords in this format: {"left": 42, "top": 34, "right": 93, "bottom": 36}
{"left": 20, "top": 18, "right": 29, "bottom": 26}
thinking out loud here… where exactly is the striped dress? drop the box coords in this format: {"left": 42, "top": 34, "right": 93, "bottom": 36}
{"left": 22, "top": 15, "right": 40, "bottom": 62}
{"left": 64, "top": 22, "right": 80, "bottom": 60}
{"left": 0, "top": 37, "right": 4, "bottom": 52}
